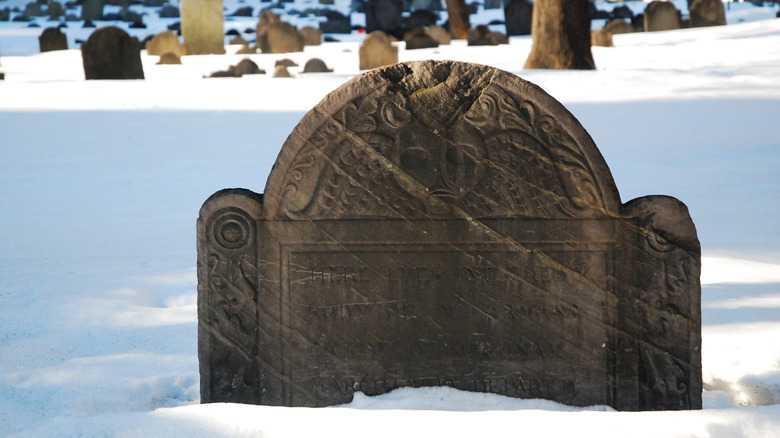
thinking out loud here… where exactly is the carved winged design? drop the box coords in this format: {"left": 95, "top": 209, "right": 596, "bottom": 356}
{"left": 269, "top": 61, "right": 618, "bottom": 220}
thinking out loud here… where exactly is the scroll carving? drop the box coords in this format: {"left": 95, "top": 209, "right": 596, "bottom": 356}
{"left": 198, "top": 61, "right": 701, "bottom": 411}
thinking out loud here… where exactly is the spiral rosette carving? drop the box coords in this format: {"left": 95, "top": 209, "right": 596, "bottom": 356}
{"left": 212, "top": 208, "right": 254, "bottom": 250}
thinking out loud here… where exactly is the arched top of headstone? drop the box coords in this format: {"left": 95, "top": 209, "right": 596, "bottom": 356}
{"left": 263, "top": 60, "right": 621, "bottom": 220}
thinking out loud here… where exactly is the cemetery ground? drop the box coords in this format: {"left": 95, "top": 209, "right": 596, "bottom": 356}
{"left": 2, "top": 0, "right": 780, "bottom": 436}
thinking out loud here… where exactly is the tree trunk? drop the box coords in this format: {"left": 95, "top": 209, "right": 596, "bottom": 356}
{"left": 524, "top": 0, "right": 595, "bottom": 70}
{"left": 445, "top": 0, "right": 470, "bottom": 39}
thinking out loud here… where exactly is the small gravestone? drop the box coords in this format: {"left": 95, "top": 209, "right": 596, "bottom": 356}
{"left": 319, "top": 10, "right": 352, "bottom": 34}
{"left": 47, "top": 1, "right": 65, "bottom": 19}
{"left": 612, "top": 5, "right": 633, "bottom": 20}
{"left": 359, "top": 31, "right": 397, "bottom": 70}
{"left": 366, "top": 0, "right": 403, "bottom": 35}
{"left": 272, "top": 64, "right": 293, "bottom": 77}
{"left": 504, "top": 0, "right": 532, "bottom": 36}
{"left": 302, "top": 58, "right": 333, "bottom": 73}
{"left": 260, "top": 22, "right": 304, "bottom": 53}
{"left": 427, "top": 24, "right": 452, "bottom": 44}
{"left": 404, "top": 27, "right": 439, "bottom": 50}
{"left": 591, "top": 28, "right": 613, "bottom": 47}
{"left": 483, "top": 0, "right": 502, "bottom": 9}
{"left": 411, "top": 0, "right": 443, "bottom": 11}
{"left": 81, "top": 26, "right": 144, "bottom": 80}
{"left": 80, "top": 0, "right": 104, "bottom": 21}
{"left": 467, "top": 25, "right": 507, "bottom": 46}
{"left": 603, "top": 18, "right": 635, "bottom": 35}
{"left": 145, "top": 30, "right": 186, "bottom": 57}
{"left": 180, "top": 0, "right": 224, "bottom": 54}
{"left": 156, "top": 52, "right": 181, "bottom": 64}
{"left": 404, "top": 10, "right": 438, "bottom": 29}
{"left": 644, "top": 1, "right": 681, "bottom": 32}
{"left": 197, "top": 60, "right": 702, "bottom": 411}
{"left": 158, "top": 5, "right": 179, "bottom": 18}
{"left": 300, "top": 26, "right": 322, "bottom": 46}
{"left": 39, "top": 26, "right": 68, "bottom": 52}
{"left": 689, "top": 0, "right": 726, "bottom": 28}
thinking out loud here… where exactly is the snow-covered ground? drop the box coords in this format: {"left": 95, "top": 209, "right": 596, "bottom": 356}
{"left": 2, "top": 1, "right": 780, "bottom": 436}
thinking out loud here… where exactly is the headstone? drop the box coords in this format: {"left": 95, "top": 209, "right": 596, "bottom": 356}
{"left": 275, "top": 58, "right": 298, "bottom": 67}
{"left": 504, "top": 0, "right": 532, "bottom": 36}
{"left": 80, "top": 0, "right": 104, "bottom": 21}
{"left": 180, "top": 0, "right": 225, "bottom": 54}
{"left": 689, "top": 0, "right": 726, "bottom": 28}
{"left": 300, "top": 26, "right": 322, "bottom": 46}
{"left": 644, "top": 1, "right": 681, "bottom": 32}
{"left": 259, "top": 22, "right": 304, "bottom": 54}
{"left": 358, "top": 31, "right": 397, "bottom": 70}
{"left": 197, "top": 60, "right": 702, "bottom": 411}
{"left": 47, "top": 1, "right": 65, "bottom": 19}
{"left": 366, "top": 0, "right": 403, "bottom": 35}
{"left": 272, "top": 64, "right": 292, "bottom": 77}
{"left": 591, "top": 28, "right": 613, "bottom": 47}
{"left": 302, "top": 58, "right": 333, "bottom": 73}
{"left": 208, "top": 58, "right": 265, "bottom": 77}
{"left": 156, "top": 52, "right": 181, "bottom": 64}
{"left": 39, "top": 26, "right": 68, "bottom": 52}
{"left": 158, "top": 5, "right": 179, "bottom": 18}
{"left": 319, "top": 10, "right": 352, "bottom": 34}
{"left": 411, "top": 0, "right": 443, "bottom": 11}
{"left": 467, "top": 25, "right": 507, "bottom": 45}
{"left": 404, "top": 27, "right": 439, "bottom": 49}
{"left": 611, "top": 5, "right": 633, "bottom": 20}
{"left": 0, "top": 8, "right": 10, "bottom": 21}
{"left": 404, "top": 9, "right": 439, "bottom": 29}
{"left": 444, "top": 0, "right": 470, "bottom": 39}
{"left": 427, "top": 24, "right": 452, "bottom": 44}
{"left": 81, "top": 26, "right": 144, "bottom": 80}
{"left": 145, "top": 30, "right": 186, "bottom": 57}
{"left": 603, "top": 18, "right": 634, "bottom": 35}
{"left": 483, "top": 0, "right": 502, "bottom": 10}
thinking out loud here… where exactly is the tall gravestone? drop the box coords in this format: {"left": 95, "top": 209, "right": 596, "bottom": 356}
{"left": 180, "top": 0, "right": 225, "bottom": 54}
{"left": 504, "top": 0, "right": 533, "bottom": 36}
{"left": 198, "top": 60, "right": 702, "bottom": 411}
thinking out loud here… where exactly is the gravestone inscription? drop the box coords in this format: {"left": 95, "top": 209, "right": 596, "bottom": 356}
{"left": 198, "top": 60, "right": 702, "bottom": 411}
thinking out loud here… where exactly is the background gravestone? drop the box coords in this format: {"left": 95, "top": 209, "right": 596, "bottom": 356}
{"left": 198, "top": 60, "right": 702, "bottom": 411}
{"left": 689, "top": 0, "right": 726, "bottom": 28}
{"left": 145, "top": 30, "right": 186, "bottom": 57}
{"left": 81, "top": 26, "right": 144, "bottom": 79}
{"left": 180, "top": 0, "right": 225, "bottom": 54}
{"left": 504, "top": 0, "right": 533, "bottom": 36}
{"left": 644, "top": 1, "right": 682, "bottom": 32}
{"left": 39, "top": 26, "right": 68, "bottom": 52}
{"left": 365, "top": 0, "right": 404, "bottom": 36}
{"left": 80, "top": 0, "right": 104, "bottom": 21}
{"left": 358, "top": 31, "right": 397, "bottom": 70}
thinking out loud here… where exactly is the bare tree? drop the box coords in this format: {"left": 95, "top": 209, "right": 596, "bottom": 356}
{"left": 444, "top": 0, "right": 470, "bottom": 39}
{"left": 524, "top": 0, "right": 595, "bottom": 70}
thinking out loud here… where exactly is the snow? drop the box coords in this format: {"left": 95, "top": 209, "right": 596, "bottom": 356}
{"left": 2, "top": 0, "right": 780, "bottom": 436}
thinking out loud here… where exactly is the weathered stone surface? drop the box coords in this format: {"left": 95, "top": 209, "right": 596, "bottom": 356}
{"left": 39, "top": 26, "right": 68, "bottom": 52}
{"left": 156, "top": 51, "right": 182, "bottom": 64}
{"left": 319, "top": 10, "right": 352, "bottom": 34}
{"left": 260, "top": 22, "right": 304, "bottom": 53}
{"left": 197, "top": 60, "right": 702, "bottom": 411}
{"left": 644, "top": 1, "right": 681, "bottom": 32}
{"left": 427, "top": 24, "right": 452, "bottom": 45}
{"left": 80, "top": 0, "right": 104, "bottom": 21}
{"left": 359, "top": 31, "right": 397, "bottom": 70}
{"left": 689, "top": 0, "right": 726, "bottom": 28}
{"left": 302, "top": 58, "right": 333, "bottom": 73}
{"left": 366, "top": 0, "right": 403, "bottom": 35}
{"left": 504, "top": 0, "right": 532, "bottom": 36}
{"left": 591, "top": 28, "right": 613, "bottom": 47}
{"left": 180, "top": 0, "right": 225, "bottom": 54}
{"left": 146, "top": 30, "right": 186, "bottom": 57}
{"left": 603, "top": 18, "right": 635, "bottom": 35}
{"left": 403, "top": 27, "right": 439, "bottom": 50}
{"left": 81, "top": 26, "right": 144, "bottom": 80}
{"left": 300, "top": 26, "right": 322, "bottom": 46}
{"left": 467, "top": 24, "right": 507, "bottom": 45}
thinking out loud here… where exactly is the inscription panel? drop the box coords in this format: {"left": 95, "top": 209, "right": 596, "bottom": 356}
{"left": 279, "top": 239, "right": 613, "bottom": 406}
